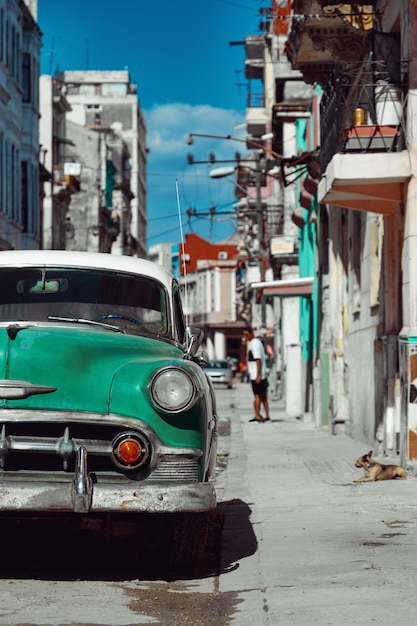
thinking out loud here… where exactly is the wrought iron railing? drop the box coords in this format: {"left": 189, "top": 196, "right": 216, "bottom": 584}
{"left": 247, "top": 92, "right": 265, "bottom": 108}
{"left": 320, "top": 63, "right": 406, "bottom": 173}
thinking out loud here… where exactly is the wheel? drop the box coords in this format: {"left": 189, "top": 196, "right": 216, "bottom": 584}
{"left": 161, "top": 512, "right": 211, "bottom": 575}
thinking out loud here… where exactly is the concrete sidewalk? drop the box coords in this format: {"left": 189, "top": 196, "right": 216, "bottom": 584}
{"left": 217, "top": 381, "right": 417, "bottom": 625}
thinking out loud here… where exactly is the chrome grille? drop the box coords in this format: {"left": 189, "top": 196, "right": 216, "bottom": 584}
{"left": 148, "top": 458, "right": 199, "bottom": 483}
{"left": 0, "top": 415, "right": 200, "bottom": 483}
{"left": 0, "top": 421, "right": 118, "bottom": 472}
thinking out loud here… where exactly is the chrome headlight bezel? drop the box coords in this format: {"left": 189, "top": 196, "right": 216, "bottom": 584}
{"left": 149, "top": 366, "right": 199, "bottom": 414}
{"left": 111, "top": 431, "right": 150, "bottom": 471}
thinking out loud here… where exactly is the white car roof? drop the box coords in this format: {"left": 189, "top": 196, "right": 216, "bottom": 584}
{"left": 0, "top": 250, "right": 174, "bottom": 290}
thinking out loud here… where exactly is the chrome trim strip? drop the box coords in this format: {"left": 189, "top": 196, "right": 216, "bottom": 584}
{"left": 0, "top": 481, "right": 216, "bottom": 513}
{"left": 0, "top": 380, "right": 57, "bottom": 399}
{"left": 0, "top": 410, "right": 203, "bottom": 459}
{"left": 0, "top": 409, "right": 205, "bottom": 492}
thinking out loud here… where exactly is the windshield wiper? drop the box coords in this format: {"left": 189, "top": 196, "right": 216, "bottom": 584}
{"left": 48, "top": 316, "right": 124, "bottom": 333}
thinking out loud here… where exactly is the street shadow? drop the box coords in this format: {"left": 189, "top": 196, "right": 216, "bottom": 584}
{"left": 0, "top": 498, "right": 257, "bottom": 582}
{"left": 216, "top": 498, "right": 258, "bottom": 575}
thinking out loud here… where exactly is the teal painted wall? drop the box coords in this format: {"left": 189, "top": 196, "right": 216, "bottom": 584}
{"left": 294, "top": 119, "right": 318, "bottom": 364}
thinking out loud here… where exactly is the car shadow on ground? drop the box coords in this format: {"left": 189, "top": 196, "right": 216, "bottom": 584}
{"left": 0, "top": 499, "right": 256, "bottom": 582}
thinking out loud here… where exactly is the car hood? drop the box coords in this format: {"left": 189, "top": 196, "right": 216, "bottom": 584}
{"left": 0, "top": 325, "right": 185, "bottom": 414}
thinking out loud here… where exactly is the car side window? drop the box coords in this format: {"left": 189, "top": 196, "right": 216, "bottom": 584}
{"left": 172, "top": 282, "right": 186, "bottom": 344}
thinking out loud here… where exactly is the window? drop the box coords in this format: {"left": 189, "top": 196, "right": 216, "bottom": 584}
{"left": 21, "top": 161, "right": 28, "bottom": 232}
{"left": 79, "top": 84, "right": 96, "bottom": 95}
{"left": 31, "top": 163, "right": 39, "bottom": 236}
{"left": 9, "top": 144, "right": 20, "bottom": 223}
{"left": 0, "top": 9, "right": 4, "bottom": 62}
{"left": 173, "top": 282, "right": 186, "bottom": 343}
{"left": 65, "top": 83, "right": 80, "bottom": 95}
{"left": 0, "top": 132, "right": 3, "bottom": 214}
{"left": 102, "top": 83, "right": 127, "bottom": 96}
{"left": 22, "top": 53, "right": 31, "bottom": 102}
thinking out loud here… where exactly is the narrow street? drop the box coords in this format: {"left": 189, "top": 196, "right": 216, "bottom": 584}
{"left": 1, "top": 381, "right": 417, "bottom": 625}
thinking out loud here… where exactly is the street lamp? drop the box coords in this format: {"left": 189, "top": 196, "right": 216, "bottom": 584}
{"left": 209, "top": 166, "right": 236, "bottom": 178}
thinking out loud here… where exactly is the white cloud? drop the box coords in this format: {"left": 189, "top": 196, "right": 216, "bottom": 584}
{"left": 144, "top": 103, "right": 246, "bottom": 247}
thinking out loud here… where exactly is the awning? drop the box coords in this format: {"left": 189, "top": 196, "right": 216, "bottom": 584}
{"left": 54, "top": 136, "right": 75, "bottom": 146}
{"left": 318, "top": 151, "right": 411, "bottom": 214}
{"left": 251, "top": 277, "right": 314, "bottom": 297}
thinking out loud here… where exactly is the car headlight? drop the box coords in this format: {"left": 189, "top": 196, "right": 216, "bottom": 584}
{"left": 150, "top": 367, "right": 198, "bottom": 413}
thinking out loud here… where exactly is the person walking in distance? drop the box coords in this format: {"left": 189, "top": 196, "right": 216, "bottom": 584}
{"left": 243, "top": 326, "right": 270, "bottom": 423}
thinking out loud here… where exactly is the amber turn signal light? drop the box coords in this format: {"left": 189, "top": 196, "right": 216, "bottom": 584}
{"left": 111, "top": 432, "right": 150, "bottom": 471}
{"left": 119, "top": 439, "right": 141, "bottom": 464}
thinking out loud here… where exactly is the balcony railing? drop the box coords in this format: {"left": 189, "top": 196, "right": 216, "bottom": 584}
{"left": 247, "top": 92, "right": 265, "bottom": 108}
{"left": 320, "top": 64, "right": 406, "bottom": 173}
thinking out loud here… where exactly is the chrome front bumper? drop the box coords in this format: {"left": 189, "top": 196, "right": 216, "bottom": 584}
{"left": 0, "top": 447, "right": 217, "bottom": 514}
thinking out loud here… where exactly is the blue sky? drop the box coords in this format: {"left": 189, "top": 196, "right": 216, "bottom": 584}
{"left": 37, "top": 0, "right": 262, "bottom": 249}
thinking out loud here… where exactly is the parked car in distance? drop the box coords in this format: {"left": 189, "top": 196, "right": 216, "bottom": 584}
{"left": 204, "top": 359, "right": 234, "bottom": 389}
{"left": 0, "top": 250, "right": 218, "bottom": 572}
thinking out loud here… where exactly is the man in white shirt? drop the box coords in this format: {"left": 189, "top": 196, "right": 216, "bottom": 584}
{"left": 243, "top": 326, "right": 270, "bottom": 423}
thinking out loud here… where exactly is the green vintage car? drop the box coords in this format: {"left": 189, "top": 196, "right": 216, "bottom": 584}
{"left": 0, "top": 250, "right": 218, "bottom": 567}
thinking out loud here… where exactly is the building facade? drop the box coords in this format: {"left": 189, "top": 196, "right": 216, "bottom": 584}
{"left": 54, "top": 70, "right": 147, "bottom": 257}
{"left": 280, "top": 0, "right": 417, "bottom": 464}
{"left": 234, "top": 0, "right": 417, "bottom": 455}
{"left": 39, "top": 74, "right": 73, "bottom": 249}
{"left": 178, "top": 233, "right": 243, "bottom": 361}
{"left": 0, "top": 0, "right": 41, "bottom": 250}
{"left": 235, "top": 1, "right": 316, "bottom": 417}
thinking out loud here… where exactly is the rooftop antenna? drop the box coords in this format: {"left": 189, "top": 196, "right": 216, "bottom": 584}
{"left": 86, "top": 38, "right": 89, "bottom": 70}
{"left": 49, "top": 36, "right": 55, "bottom": 75}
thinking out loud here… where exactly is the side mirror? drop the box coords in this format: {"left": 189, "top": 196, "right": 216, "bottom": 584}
{"left": 192, "top": 350, "right": 209, "bottom": 368}
{"left": 183, "top": 326, "right": 204, "bottom": 358}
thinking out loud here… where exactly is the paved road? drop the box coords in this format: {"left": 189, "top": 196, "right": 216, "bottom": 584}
{"left": 1, "top": 381, "right": 417, "bottom": 625}
{"left": 216, "top": 381, "right": 417, "bottom": 625}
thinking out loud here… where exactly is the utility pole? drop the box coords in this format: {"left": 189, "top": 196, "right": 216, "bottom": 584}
{"left": 186, "top": 132, "right": 279, "bottom": 331}
{"left": 254, "top": 150, "right": 267, "bottom": 328}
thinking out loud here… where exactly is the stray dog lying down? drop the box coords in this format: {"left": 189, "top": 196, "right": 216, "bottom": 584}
{"left": 354, "top": 450, "right": 408, "bottom": 482}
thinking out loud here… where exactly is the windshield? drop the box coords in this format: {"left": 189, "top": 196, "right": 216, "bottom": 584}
{"left": 0, "top": 267, "right": 168, "bottom": 337}
{"left": 208, "top": 360, "right": 229, "bottom": 369}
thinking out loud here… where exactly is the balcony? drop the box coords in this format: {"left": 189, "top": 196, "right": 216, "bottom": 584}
{"left": 52, "top": 78, "right": 71, "bottom": 114}
{"left": 273, "top": 102, "right": 310, "bottom": 123}
{"left": 245, "top": 35, "right": 265, "bottom": 60}
{"left": 318, "top": 58, "right": 410, "bottom": 214}
{"left": 245, "top": 35, "right": 265, "bottom": 80}
{"left": 286, "top": 2, "right": 375, "bottom": 85}
{"left": 285, "top": 3, "right": 408, "bottom": 213}
{"left": 246, "top": 91, "right": 267, "bottom": 138}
